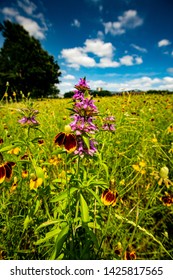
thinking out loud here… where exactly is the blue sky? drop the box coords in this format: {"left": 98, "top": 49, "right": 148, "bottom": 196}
{"left": 0, "top": 0, "right": 173, "bottom": 94}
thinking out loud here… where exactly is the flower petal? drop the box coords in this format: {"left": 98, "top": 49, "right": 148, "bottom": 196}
{"left": 0, "top": 164, "right": 6, "bottom": 184}
{"left": 4, "top": 162, "right": 13, "bottom": 181}
{"left": 54, "top": 132, "right": 65, "bottom": 146}
{"left": 64, "top": 134, "right": 77, "bottom": 152}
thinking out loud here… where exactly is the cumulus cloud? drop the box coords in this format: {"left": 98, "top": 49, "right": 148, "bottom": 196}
{"left": 103, "top": 10, "right": 143, "bottom": 36}
{"left": 71, "top": 19, "right": 80, "bottom": 28}
{"left": 84, "top": 38, "right": 114, "bottom": 57}
{"left": 98, "top": 57, "right": 120, "bottom": 68}
{"left": 15, "top": 15, "right": 45, "bottom": 39}
{"left": 119, "top": 55, "right": 134, "bottom": 66}
{"left": 61, "top": 38, "right": 143, "bottom": 69}
{"left": 158, "top": 39, "right": 171, "bottom": 47}
{"left": 61, "top": 47, "right": 96, "bottom": 69}
{"left": 1, "top": 0, "right": 48, "bottom": 39}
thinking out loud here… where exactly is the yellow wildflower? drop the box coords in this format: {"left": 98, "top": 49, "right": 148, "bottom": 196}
{"left": 30, "top": 177, "right": 43, "bottom": 190}
{"left": 7, "top": 147, "right": 20, "bottom": 155}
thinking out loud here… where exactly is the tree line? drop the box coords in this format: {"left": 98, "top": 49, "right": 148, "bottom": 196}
{"left": 0, "top": 20, "right": 61, "bottom": 99}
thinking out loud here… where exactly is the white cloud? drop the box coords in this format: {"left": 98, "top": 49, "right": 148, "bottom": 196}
{"left": 57, "top": 81, "right": 74, "bottom": 94}
{"left": 158, "top": 39, "right": 171, "bottom": 47}
{"left": 97, "top": 30, "right": 104, "bottom": 39}
{"left": 61, "top": 38, "right": 143, "bottom": 69}
{"left": 135, "top": 56, "right": 143, "bottom": 64}
{"left": 131, "top": 44, "right": 147, "bottom": 53}
{"left": 61, "top": 47, "right": 96, "bottom": 69}
{"left": 98, "top": 57, "right": 120, "bottom": 68}
{"left": 17, "top": 0, "right": 37, "bottom": 15}
{"left": 103, "top": 10, "right": 143, "bottom": 36}
{"left": 167, "top": 68, "right": 173, "bottom": 74}
{"left": 16, "top": 15, "right": 45, "bottom": 39}
{"left": 58, "top": 75, "right": 173, "bottom": 95}
{"left": 1, "top": 7, "right": 18, "bottom": 17}
{"left": 1, "top": 1, "right": 48, "bottom": 39}
{"left": 120, "top": 55, "right": 134, "bottom": 66}
{"left": 84, "top": 38, "right": 114, "bottom": 57}
{"left": 71, "top": 19, "right": 80, "bottom": 28}
{"left": 63, "top": 74, "right": 76, "bottom": 80}
{"left": 90, "top": 76, "right": 162, "bottom": 92}
{"left": 104, "top": 21, "right": 125, "bottom": 36}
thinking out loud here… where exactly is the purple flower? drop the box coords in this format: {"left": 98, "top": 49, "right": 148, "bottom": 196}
{"left": 18, "top": 116, "right": 39, "bottom": 126}
{"left": 104, "top": 116, "right": 115, "bottom": 122}
{"left": 75, "top": 77, "right": 90, "bottom": 92}
{"left": 70, "top": 115, "right": 98, "bottom": 135}
{"left": 72, "top": 90, "right": 84, "bottom": 101}
{"left": 102, "top": 123, "right": 116, "bottom": 131}
{"left": 69, "top": 77, "right": 99, "bottom": 157}
{"left": 74, "top": 98, "right": 98, "bottom": 116}
{"left": 74, "top": 137, "right": 98, "bottom": 157}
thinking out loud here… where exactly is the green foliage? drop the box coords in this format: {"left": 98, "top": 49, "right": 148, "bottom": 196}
{"left": 0, "top": 20, "right": 61, "bottom": 98}
{"left": 64, "top": 91, "right": 75, "bottom": 98}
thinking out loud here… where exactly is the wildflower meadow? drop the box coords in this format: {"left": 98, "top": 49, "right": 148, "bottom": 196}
{"left": 0, "top": 78, "right": 173, "bottom": 260}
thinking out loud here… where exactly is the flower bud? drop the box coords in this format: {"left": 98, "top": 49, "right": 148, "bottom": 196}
{"left": 64, "top": 124, "right": 72, "bottom": 133}
{"left": 160, "top": 166, "right": 169, "bottom": 179}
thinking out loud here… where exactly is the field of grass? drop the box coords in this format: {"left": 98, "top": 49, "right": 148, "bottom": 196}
{"left": 0, "top": 91, "right": 173, "bottom": 260}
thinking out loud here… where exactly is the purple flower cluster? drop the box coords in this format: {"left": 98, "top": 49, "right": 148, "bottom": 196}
{"left": 18, "top": 116, "right": 39, "bottom": 126}
{"left": 70, "top": 77, "right": 98, "bottom": 156}
{"left": 102, "top": 116, "right": 116, "bottom": 131}
{"left": 18, "top": 109, "right": 39, "bottom": 126}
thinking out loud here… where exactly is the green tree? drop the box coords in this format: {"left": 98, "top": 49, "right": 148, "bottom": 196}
{"left": 0, "top": 20, "right": 61, "bottom": 99}
{"left": 64, "top": 91, "right": 74, "bottom": 98}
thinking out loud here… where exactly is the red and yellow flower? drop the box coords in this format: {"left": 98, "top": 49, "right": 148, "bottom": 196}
{"left": 101, "top": 189, "right": 118, "bottom": 207}
{"left": 0, "top": 162, "right": 15, "bottom": 184}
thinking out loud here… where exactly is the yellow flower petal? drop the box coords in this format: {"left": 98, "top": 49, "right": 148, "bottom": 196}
{"left": 132, "top": 164, "right": 140, "bottom": 172}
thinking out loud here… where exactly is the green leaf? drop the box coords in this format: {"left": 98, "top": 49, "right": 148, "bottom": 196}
{"left": 35, "top": 166, "right": 45, "bottom": 184}
{"left": 51, "top": 187, "right": 78, "bottom": 202}
{"left": 52, "top": 178, "right": 66, "bottom": 184}
{"left": 35, "top": 227, "right": 61, "bottom": 245}
{"left": 101, "top": 163, "right": 109, "bottom": 182}
{"left": 50, "top": 225, "right": 69, "bottom": 260}
{"left": 23, "top": 215, "right": 33, "bottom": 232}
{"left": 80, "top": 193, "right": 89, "bottom": 223}
{"left": 89, "top": 180, "right": 107, "bottom": 188}
{"left": 34, "top": 199, "right": 41, "bottom": 215}
{"left": 0, "top": 144, "right": 20, "bottom": 153}
{"left": 86, "top": 188, "right": 102, "bottom": 205}
{"left": 82, "top": 135, "right": 90, "bottom": 150}
{"left": 36, "top": 219, "right": 64, "bottom": 231}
